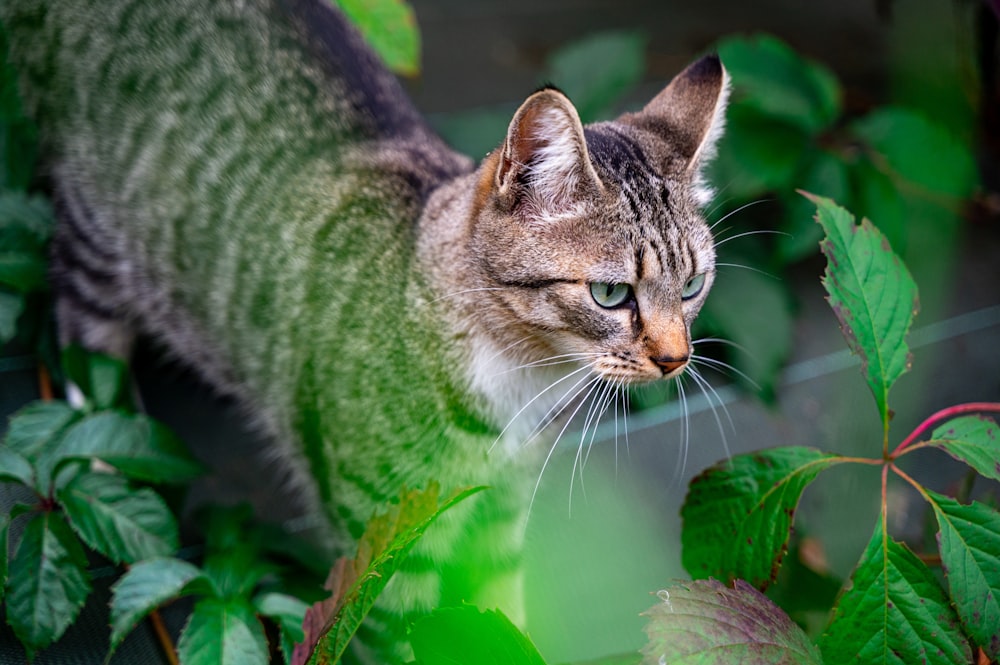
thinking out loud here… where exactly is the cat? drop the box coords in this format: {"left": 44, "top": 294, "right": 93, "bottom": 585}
{"left": 1, "top": 0, "right": 728, "bottom": 661}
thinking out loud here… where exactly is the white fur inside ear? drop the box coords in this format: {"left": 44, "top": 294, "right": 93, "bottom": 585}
{"left": 523, "top": 106, "right": 589, "bottom": 219}
{"left": 690, "top": 67, "right": 732, "bottom": 207}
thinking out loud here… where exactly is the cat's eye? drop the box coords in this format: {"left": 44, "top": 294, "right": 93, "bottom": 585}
{"left": 590, "top": 282, "right": 633, "bottom": 309}
{"left": 682, "top": 273, "right": 706, "bottom": 300}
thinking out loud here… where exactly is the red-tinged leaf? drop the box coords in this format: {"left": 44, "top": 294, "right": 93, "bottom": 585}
{"left": 808, "top": 193, "right": 919, "bottom": 431}
{"left": 819, "top": 516, "right": 971, "bottom": 664}
{"left": 109, "top": 557, "right": 214, "bottom": 658}
{"left": 681, "top": 447, "right": 845, "bottom": 588}
{"left": 926, "top": 491, "right": 1000, "bottom": 660}
{"left": 922, "top": 415, "right": 1000, "bottom": 481}
{"left": 295, "top": 484, "right": 484, "bottom": 665}
{"left": 5, "top": 512, "right": 91, "bottom": 659}
{"left": 643, "top": 579, "right": 822, "bottom": 665}
{"left": 57, "top": 471, "right": 179, "bottom": 564}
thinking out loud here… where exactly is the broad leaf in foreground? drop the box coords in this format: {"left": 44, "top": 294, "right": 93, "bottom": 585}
{"left": 38, "top": 410, "right": 202, "bottom": 491}
{"left": 3, "top": 399, "right": 78, "bottom": 459}
{"left": 5, "top": 512, "right": 91, "bottom": 659}
{"left": 642, "top": 579, "right": 821, "bottom": 665}
{"left": 295, "top": 484, "right": 484, "bottom": 665}
{"left": 409, "top": 606, "right": 547, "bottom": 665}
{"left": 922, "top": 415, "right": 1000, "bottom": 482}
{"left": 681, "top": 447, "right": 844, "bottom": 588}
{"left": 109, "top": 557, "right": 213, "bottom": 656}
{"left": 0, "top": 444, "right": 34, "bottom": 487}
{"left": 819, "top": 516, "right": 970, "bottom": 664}
{"left": 926, "top": 491, "right": 1000, "bottom": 660}
{"left": 809, "top": 193, "right": 919, "bottom": 430}
{"left": 177, "top": 597, "right": 269, "bottom": 665}
{"left": 57, "top": 471, "right": 179, "bottom": 563}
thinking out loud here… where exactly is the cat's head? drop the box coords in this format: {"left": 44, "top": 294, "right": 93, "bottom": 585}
{"left": 469, "top": 55, "right": 729, "bottom": 385}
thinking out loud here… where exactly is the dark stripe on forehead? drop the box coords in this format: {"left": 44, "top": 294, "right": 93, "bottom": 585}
{"left": 584, "top": 126, "right": 655, "bottom": 180}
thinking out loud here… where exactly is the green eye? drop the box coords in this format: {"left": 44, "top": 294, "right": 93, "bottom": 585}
{"left": 682, "top": 273, "right": 706, "bottom": 300}
{"left": 590, "top": 282, "right": 633, "bottom": 308}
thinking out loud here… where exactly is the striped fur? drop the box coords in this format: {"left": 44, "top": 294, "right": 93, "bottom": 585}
{"left": 2, "top": 1, "right": 728, "bottom": 661}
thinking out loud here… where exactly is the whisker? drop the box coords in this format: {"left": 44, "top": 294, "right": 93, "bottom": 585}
{"left": 672, "top": 376, "right": 691, "bottom": 488}
{"left": 692, "top": 337, "right": 749, "bottom": 354}
{"left": 569, "top": 378, "right": 610, "bottom": 510}
{"left": 488, "top": 364, "right": 594, "bottom": 455}
{"left": 494, "top": 352, "right": 604, "bottom": 377}
{"left": 708, "top": 198, "right": 772, "bottom": 232}
{"left": 691, "top": 353, "right": 760, "bottom": 390}
{"left": 687, "top": 365, "right": 734, "bottom": 462}
{"left": 517, "top": 369, "right": 599, "bottom": 453}
{"left": 714, "top": 228, "right": 789, "bottom": 249}
{"left": 715, "top": 262, "right": 779, "bottom": 280}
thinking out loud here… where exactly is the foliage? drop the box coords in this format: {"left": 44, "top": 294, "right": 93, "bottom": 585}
{"left": 332, "top": 0, "right": 420, "bottom": 77}
{"left": 0, "top": 349, "right": 197, "bottom": 659}
{"left": 675, "top": 196, "right": 1000, "bottom": 664}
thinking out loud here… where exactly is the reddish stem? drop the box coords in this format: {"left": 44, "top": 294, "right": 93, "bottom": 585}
{"left": 891, "top": 402, "right": 1000, "bottom": 458}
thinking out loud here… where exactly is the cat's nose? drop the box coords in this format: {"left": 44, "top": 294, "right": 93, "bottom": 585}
{"left": 651, "top": 354, "right": 689, "bottom": 375}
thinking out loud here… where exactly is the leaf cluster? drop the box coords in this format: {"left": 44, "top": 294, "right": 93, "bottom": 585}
{"left": 1, "top": 348, "right": 202, "bottom": 660}
{"left": 663, "top": 197, "right": 1000, "bottom": 664}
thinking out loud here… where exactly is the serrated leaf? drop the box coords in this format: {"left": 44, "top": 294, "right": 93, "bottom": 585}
{"left": 5, "top": 512, "right": 91, "bottom": 659}
{"left": 297, "top": 484, "right": 485, "bottom": 665}
{"left": 546, "top": 31, "right": 645, "bottom": 123}
{"left": 819, "top": 516, "right": 971, "bottom": 664}
{"left": 333, "top": 0, "right": 419, "bottom": 76}
{"left": 253, "top": 591, "right": 309, "bottom": 664}
{"left": 178, "top": 597, "right": 270, "bottom": 665}
{"left": 926, "top": 491, "right": 1000, "bottom": 659}
{"left": 717, "top": 34, "right": 841, "bottom": 134}
{"left": 38, "top": 410, "right": 202, "bottom": 493}
{"left": 109, "top": 557, "right": 214, "bottom": 657}
{"left": 3, "top": 399, "right": 79, "bottom": 459}
{"left": 809, "top": 194, "right": 919, "bottom": 430}
{"left": 409, "top": 605, "right": 547, "bottom": 665}
{"left": 922, "top": 415, "right": 1000, "bottom": 481}
{"left": 681, "top": 447, "right": 844, "bottom": 588}
{"left": 0, "top": 444, "right": 34, "bottom": 487}
{"left": 642, "top": 579, "right": 822, "bottom": 665}
{"left": 57, "top": 471, "right": 179, "bottom": 564}
{"left": 0, "top": 288, "right": 23, "bottom": 343}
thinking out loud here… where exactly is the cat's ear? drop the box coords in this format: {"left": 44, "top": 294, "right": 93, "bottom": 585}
{"left": 492, "top": 88, "right": 602, "bottom": 218}
{"left": 622, "top": 54, "right": 729, "bottom": 204}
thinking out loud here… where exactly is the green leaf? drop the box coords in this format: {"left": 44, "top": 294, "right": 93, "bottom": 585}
{"left": 922, "top": 415, "right": 1000, "bottom": 481}
{"left": 0, "top": 444, "right": 34, "bottom": 487}
{"left": 642, "top": 579, "right": 822, "bottom": 665}
{"left": 851, "top": 108, "right": 977, "bottom": 201}
{"left": 333, "top": 0, "right": 420, "bottom": 77}
{"left": 0, "top": 192, "right": 53, "bottom": 291}
{"left": 819, "top": 516, "right": 971, "bottom": 664}
{"left": 0, "top": 288, "right": 23, "bottom": 343}
{"left": 110, "top": 557, "right": 214, "bottom": 657}
{"left": 57, "top": 471, "right": 179, "bottom": 564}
{"left": 409, "top": 605, "right": 547, "bottom": 665}
{"left": 717, "top": 34, "right": 841, "bottom": 134}
{"left": 809, "top": 194, "right": 919, "bottom": 431}
{"left": 60, "top": 346, "right": 130, "bottom": 410}
{"left": 926, "top": 491, "right": 1000, "bottom": 660}
{"left": 178, "top": 597, "right": 270, "bottom": 665}
{"left": 253, "top": 591, "right": 309, "bottom": 663}
{"left": 300, "top": 484, "right": 485, "bottom": 665}
{"left": 0, "top": 514, "right": 9, "bottom": 603}
{"left": 3, "top": 400, "right": 79, "bottom": 459}
{"left": 681, "top": 447, "right": 844, "bottom": 588}
{"left": 5, "top": 512, "right": 91, "bottom": 659}
{"left": 849, "top": 156, "right": 907, "bottom": 257}
{"left": 545, "top": 31, "right": 645, "bottom": 123}
{"left": 707, "top": 105, "right": 810, "bottom": 200}
{"left": 39, "top": 410, "right": 202, "bottom": 492}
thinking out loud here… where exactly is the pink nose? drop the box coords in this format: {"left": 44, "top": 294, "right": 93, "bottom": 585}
{"left": 652, "top": 355, "right": 688, "bottom": 375}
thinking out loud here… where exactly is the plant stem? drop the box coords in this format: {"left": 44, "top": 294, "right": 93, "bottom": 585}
{"left": 37, "top": 363, "right": 53, "bottom": 401}
{"left": 891, "top": 402, "right": 1000, "bottom": 458}
{"left": 149, "top": 609, "right": 180, "bottom": 665}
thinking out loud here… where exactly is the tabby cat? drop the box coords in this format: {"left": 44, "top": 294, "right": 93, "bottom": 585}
{"left": 2, "top": 0, "right": 728, "bottom": 661}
